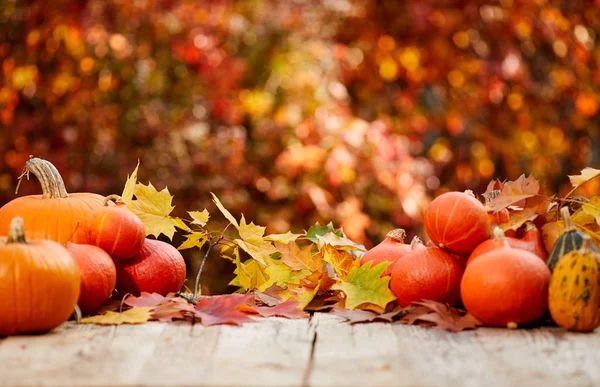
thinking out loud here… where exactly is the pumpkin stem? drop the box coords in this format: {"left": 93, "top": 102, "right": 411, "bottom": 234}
{"left": 7, "top": 217, "right": 26, "bottom": 244}
{"left": 491, "top": 226, "right": 506, "bottom": 241}
{"left": 560, "top": 206, "right": 576, "bottom": 233}
{"left": 464, "top": 189, "right": 476, "bottom": 198}
{"left": 410, "top": 236, "right": 423, "bottom": 249}
{"left": 17, "top": 157, "right": 69, "bottom": 199}
{"left": 386, "top": 228, "right": 406, "bottom": 243}
{"left": 580, "top": 234, "right": 593, "bottom": 254}
{"left": 104, "top": 194, "right": 125, "bottom": 206}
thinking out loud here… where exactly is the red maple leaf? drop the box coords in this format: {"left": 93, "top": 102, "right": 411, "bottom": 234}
{"left": 253, "top": 301, "right": 307, "bottom": 319}
{"left": 124, "top": 292, "right": 169, "bottom": 308}
{"left": 194, "top": 293, "right": 256, "bottom": 326}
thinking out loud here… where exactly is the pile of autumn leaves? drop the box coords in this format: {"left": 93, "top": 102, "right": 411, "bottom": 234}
{"left": 84, "top": 164, "right": 600, "bottom": 331}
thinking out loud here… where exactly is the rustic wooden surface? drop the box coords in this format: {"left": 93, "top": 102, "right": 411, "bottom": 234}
{"left": 1, "top": 313, "right": 599, "bottom": 387}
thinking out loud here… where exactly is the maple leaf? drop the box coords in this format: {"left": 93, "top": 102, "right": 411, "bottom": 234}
{"left": 229, "top": 246, "right": 269, "bottom": 291}
{"left": 178, "top": 231, "right": 209, "bottom": 250}
{"left": 321, "top": 244, "right": 359, "bottom": 279}
{"left": 254, "top": 301, "right": 307, "bottom": 319}
{"left": 151, "top": 299, "right": 196, "bottom": 322}
{"left": 306, "top": 221, "right": 343, "bottom": 243}
{"left": 316, "top": 232, "right": 366, "bottom": 252}
{"left": 194, "top": 294, "right": 255, "bottom": 326}
{"left": 258, "top": 259, "right": 311, "bottom": 292}
{"left": 568, "top": 168, "right": 600, "bottom": 189}
{"left": 330, "top": 307, "right": 403, "bottom": 324}
{"left": 188, "top": 210, "right": 210, "bottom": 227}
{"left": 81, "top": 308, "right": 151, "bottom": 325}
{"left": 331, "top": 261, "right": 396, "bottom": 310}
{"left": 122, "top": 160, "right": 139, "bottom": 203}
{"left": 399, "top": 301, "right": 482, "bottom": 332}
{"left": 275, "top": 242, "right": 323, "bottom": 272}
{"left": 278, "top": 282, "right": 321, "bottom": 309}
{"left": 264, "top": 231, "right": 303, "bottom": 244}
{"left": 124, "top": 292, "right": 168, "bottom": 308}
{"left": 499, "top": 208, "right": 538, "bottom": 232}
{"left": 211, "top": 192, "right": 239, "bottom": 228}
{"left": 128, "top": 182, "right": 190, "bottom": 239}
{"left": 253, "top": 290, "right": 282, "bottom": 306}
{"left": 235, "top": 215, "right": 278, "bottom": 266}
{"left": 582, "top": 196, "right": 600, "bottom": 226}
{"left": 490, "top": 174, "right": 540, "bottom": 212}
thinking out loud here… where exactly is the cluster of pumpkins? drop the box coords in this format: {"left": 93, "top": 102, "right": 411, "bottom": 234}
{"left": 0, "top": 158, "right": 186, "bottom": 336}
{"left": 361, "top": 191, "right": 600, "bottom": 332}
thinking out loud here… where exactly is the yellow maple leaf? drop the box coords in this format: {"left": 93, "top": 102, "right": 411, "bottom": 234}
{"left": 188, "top": 209, "right": 210, "bottom": 227}
{"left": 81, "top": 308, "right": 151, "bottom": 325}
{"left": 275, "top": 242, "right": 323, "bottom": 272}
{"left": 582, "top": 196, "right": 600, "bottom": 226}
{"left": 316, "top": 232, "right": 365, "bottom": 252}
{"left": 228, "top": 246, "right": 268, "bottom": 291}
{"left": 332, "top": 261, "right": 396, "bottom": 310}
{"left": 568, "top": 168, "right": 600, "bottom": 189}
{"left": 278, "top": 282, "right": 321, "bottom": 309}
{"left": 122, "top": 160, "right": 139, "bottom": 203}
{"left": 258, "top": 259, "right": 311, "bottom": 292}
{"left": 264, "top": 231, "right": 303, "bottom": 244}
{"left": 321, "top": 244, "right": 359, "bottom": 279}
{"left": 235, "top": 215, "right": 278, "bottom": 266}
{"left": 178, "top": 231, "right": 209, "bottom": 250}
{"left": 211, "top": 192, "right": 239, "bottom": 228}
{"left": 128, "top": 182, "right": 189, "bottom": 240}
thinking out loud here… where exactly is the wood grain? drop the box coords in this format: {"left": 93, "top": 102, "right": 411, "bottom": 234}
{"left": 1, "top": 316, "right": 600, "bottom": 386}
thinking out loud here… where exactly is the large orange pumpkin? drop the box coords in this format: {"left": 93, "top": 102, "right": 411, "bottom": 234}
{"left": 114, "top": 238, "right": 186, "bottom": 296}
{"left": 424, "top": 191, "right": 490, "bottom": 255}
{"left": 0, "top": 157, "right": 104, "bottom": 243}
{"left": 65, "top": 243, "right": 116, "bottom": 314}
{"left": 461, "top": 228, "right": 551, "bottom": 327}
{"left": 82, "top": 195, "right": 145, "bottom": 260}
{"left": 390, "top": 246, "right": 464, "bottom": 307}
{"left": 0, "top": 217, "right": 80, "bottom": 336}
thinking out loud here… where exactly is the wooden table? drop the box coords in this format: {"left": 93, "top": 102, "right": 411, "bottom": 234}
{"left": 1, "top": 314, "right": 598, "bottom": 387}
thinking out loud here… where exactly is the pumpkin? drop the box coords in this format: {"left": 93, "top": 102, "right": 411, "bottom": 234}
{"left": 114, "top": 238, "right": 186, "bottom": 296}
{"left": 360, "top": 229, "right": 423, "bottom": 276}
{"left": 424, "top": 190, "right": 490, "bottom": 255}
{"left": 65, "top": 243, "right": 116, "bottom": 314}
{"left": 82, "top": 194, "right": 145, "bottom": 260}
{"left": 390, "top": 246, "right": 464, "bottom": 307}
{"left": 461, "top": 228, "right": 551, "bottom": 327}
{"left": 0, "top": 217, "right": 80, "bottom": 336}
{"left": 468, "top": 223, "right": 547, "bottom": 264}
{"left": 547, "top": 207, "right": 599, "bottom": 272}
{"left": 0, "top": 157, "right": 104, "bottom": 244}
{"left": 548, "top": 235, "right": 600, "bottom": 332}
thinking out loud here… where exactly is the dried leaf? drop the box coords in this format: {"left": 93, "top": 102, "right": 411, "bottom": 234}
{"left": 188, "top": 210, "right": 210, "bottom": 227}
{"left": 278, "top": 282, "right": 321, "bottom": 309}
{"left": 253, "top": 301, "right": 307, "bottom": 319}
{"left": 264, "top": 232, "right": 303, "bottom": 244}
{"left": 81, "top": 308, "right": 152, "bottom": 325}
{"left": 235, "top": 216, "right": 278, "bottom": 266}
{"left": 178, "top": 231, "right": 209, "bottom": 250}
{"left": 330, "top": 307, "right": 403, "bottom": 324}
{"left": 194, "top": 294, "right": 255, "bottom": 326}
{"left": 231, "top": 247, "right": 269, "bottom": 291}
{"left": 258, "top": 259, "right": 311, "bottom": 292}
{"left": 151, "top": 300, "right": 196, "bottom": 322}
{"left": 491, "top": 174, "right": 540, "bottom": 212}
{"left": 499, "top": 208, "right": 538, "bottom": 232}
{"left": 275, "top": 242, "right": 323, "bottom": 272}
{"left": 316, "top": 232, "right": 366, "bottom": 252}
{"left": 331, "top": 261, "right": 396, "bottom": 310}
{"left": 568, "top": 168, "right": 600, "bottom": 189}
{"left": 399, "top": 300, "right": 481, "bottom": 332}
{"left": 124, "top": 292, "right": 168, "bottom": 308}
{"left": 581, "top": 196, "right": 600, "bottom": 226}
{"left": 211, "top": 192, "right": 239, "bottom": 228}
{"left": 122, "top": 160, "right": 139, "bottom": 204}
{"left": 321, "top": 244, "right": 359, "bottom": 279}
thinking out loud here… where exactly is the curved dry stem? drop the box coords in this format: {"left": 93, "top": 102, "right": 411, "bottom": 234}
{"left": 17, "top": 157, "right": 69, "bottom": 199}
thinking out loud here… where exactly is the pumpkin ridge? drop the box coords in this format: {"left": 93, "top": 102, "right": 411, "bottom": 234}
{"left": 441, "top": 195, "right": 462, "bottom": 243}
{"left": 110, "top": 220, "right": 124, "bottom": 255}
{"left": 95, "top": 212, "right": 109, "bottom": 248}
{"left": 444, "top": 226, "right": 479, "bottom": 249}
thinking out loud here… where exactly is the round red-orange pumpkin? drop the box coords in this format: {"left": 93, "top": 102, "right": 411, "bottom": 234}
{"left": 0, "top": 158, "right": 104, "bottom": 243}
{"left": 390, "top": 246, "right": 464, "bottom": 307}
{"left": 114, "top": 238, "right": 186, "bottom": 296}
{"left": 82, "top": 195, "right": 145, "bottom": 260}
{"left": 360, "top": 229, "right": 423, "bottom": 276}
{"left": 65, "top": 243, "right": 116, "bottom": 314}
{"left": 424, "top": 191, "right": 490, "bottom": 255}
{"left": 0, "top": 217, "right": 80, "bottom": 336}
{"left": 461, "top": 230, "right": 551, "bottom": 327}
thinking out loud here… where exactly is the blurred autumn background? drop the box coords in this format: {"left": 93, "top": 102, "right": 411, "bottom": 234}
{"left": 2, "top": 0, "right": 600, "bottom": 293}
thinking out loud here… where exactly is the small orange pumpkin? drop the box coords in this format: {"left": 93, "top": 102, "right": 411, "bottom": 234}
{"left": 82, "top": 195, "right": 146, "bottom": 260}
{"left": 65, "top": 243, "right": 117, "bottom": 314}
{"left": 0, "top": 217, "right": 80, "bottom": 336}
{"left": 0, "top": 157, "right": 104, "bottom": 243}
{"left": 360, "top": 229, "right": 424, "bottom": 276}
{"left": 425, "top": 190, "right": 490, "bottom": 255}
